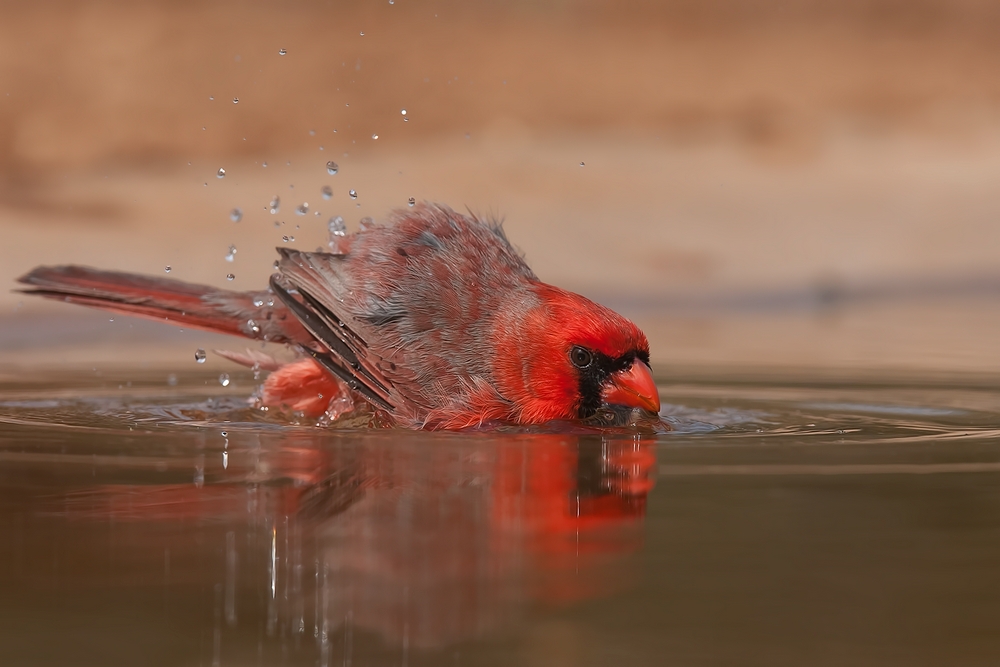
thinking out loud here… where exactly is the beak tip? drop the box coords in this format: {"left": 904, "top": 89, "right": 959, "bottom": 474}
{"left": 602, "top": 360, "right": 661, "bottom": 415}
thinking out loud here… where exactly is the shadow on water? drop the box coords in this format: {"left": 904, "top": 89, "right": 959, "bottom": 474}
{"left": 3, "top": 369, "right": 1000, "bottom": 665}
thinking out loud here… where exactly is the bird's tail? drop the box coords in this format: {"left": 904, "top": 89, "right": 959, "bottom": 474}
{"left": 16, "top": 265, "right": 308, "bottom": 344}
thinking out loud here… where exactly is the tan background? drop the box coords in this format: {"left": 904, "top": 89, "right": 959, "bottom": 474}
{"left": 2, "top": 0, "right": 999, "bottom": 374}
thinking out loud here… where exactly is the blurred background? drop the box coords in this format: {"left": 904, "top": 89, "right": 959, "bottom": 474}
{"left": 2, "top": 0, "right": 1000, "bottom": 375}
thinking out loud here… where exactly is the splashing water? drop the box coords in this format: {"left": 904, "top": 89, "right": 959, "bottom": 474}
{"left": 328, "top": 216, "right": 346, "bottom": 238}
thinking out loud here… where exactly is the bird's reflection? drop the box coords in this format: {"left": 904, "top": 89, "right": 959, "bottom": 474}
{"left": 52, "top": 431, "right": 655, "bottom": 656}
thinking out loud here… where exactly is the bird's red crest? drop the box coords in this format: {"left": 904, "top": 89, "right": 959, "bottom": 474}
{"left": 530, "top": 284, "right": 648, "bottom": 361}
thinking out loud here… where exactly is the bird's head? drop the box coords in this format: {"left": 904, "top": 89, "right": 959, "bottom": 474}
{"left": 493, "top": 284, "right": 661, "bottom": 424}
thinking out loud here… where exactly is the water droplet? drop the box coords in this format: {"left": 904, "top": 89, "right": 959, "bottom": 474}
{"left": 226, "top": 273, "right": 235, "bottom": 281}
{"left": 195, "top": 348, "right": 207, "bottom": 363}
{"left": 217, "top": 167, "right": 226, "bottom": 178}
{"left": 321, "top": 185, "right": 333, "bottom": 200}
{"left": 232, "top": 97, "right": 239, "bottom": 104}
{"left": 401, "top": 108, "right": 407, "bottom": 116}
{"left": 167, "top": 373, "right": 178, "bottom": 386}
{"left": 328, "top": 216, "right": 346, "bottom": 238}
{"left": 253, "top": 297, "right": 264, "bottom": 307}
{"left": 229, "top": 208, "right": 242, "bottom": 222}
{"left": 262, "top": 161, "right": 268, "bottom": 168}
{"left": 407, "top": 197, "right": 415, "bottom": 207}
{"left": 371, "top": 133, "right": 378, "bottom": 140}
{"left": 247, "top": 319, "right": 260, "bottom": 334}
{"left": 225, "top": 244, "right": 237, "bottom": 262}
{"left": 209, "top": 96, "right": 214, "bottom": 101}
{"left": 295, "top": 202, "right": 309, "bottom": 215}
{"left": 326, "top": 161, "right": 339, "bottom": 175}
{"left": 269, "top": 195, "right": 280, "bottom": 214}
{"left": 349, "top": 189, "right": 357, "bottom": 199}
{"left": 359, "top": 216, "right": 373, "bottom": 230}
{"left": 278, "top": 48, "right": 287, "bottom": 56}
{"left": 219, "top": 373, "right": 230, "bottom": 387}
{"left": 389, "top": 0, "right": 394, "bottom": 4}
{"left": 272, "top": 260, "right": 280, "bottom": 270}
{"left": 164, "top": 265, "right": 172, "bottom": 273}
{"left": 359, "top": 31, "right": 365, "bottom": 36}
{"left": 579, "top": 161, "right": 585, "bottom": 167}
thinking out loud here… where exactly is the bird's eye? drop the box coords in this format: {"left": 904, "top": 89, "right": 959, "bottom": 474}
{"left": 569, "top": 346, "right": 593, "bottom": 369}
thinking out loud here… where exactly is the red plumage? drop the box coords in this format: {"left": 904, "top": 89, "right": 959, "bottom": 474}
{"left": 17, "top": 203, "right": 660, "bottom": 429}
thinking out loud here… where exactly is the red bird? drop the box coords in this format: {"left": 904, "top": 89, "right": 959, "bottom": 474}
{"left": 17, "top": 203, "right": 660, "bottom": 429}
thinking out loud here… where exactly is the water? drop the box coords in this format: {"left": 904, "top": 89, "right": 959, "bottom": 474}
{"left": 328, "top": 216, "right": 346, "bottom": 238}
{"left": 2, "top": 368, "right": 1000, "bottom": 665}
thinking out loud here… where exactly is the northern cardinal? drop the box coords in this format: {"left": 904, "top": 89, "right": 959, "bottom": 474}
{"left": 17, "top": 203, "right": 660, "bottom": 429}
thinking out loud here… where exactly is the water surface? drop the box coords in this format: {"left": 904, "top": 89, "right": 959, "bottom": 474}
{"left": 2, "top": 369, "right": 1000, "bottom": 666}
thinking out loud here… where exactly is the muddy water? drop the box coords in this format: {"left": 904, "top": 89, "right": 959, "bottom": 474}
{"left": 2, "top": 369, "right": 1000, "bottom": 666}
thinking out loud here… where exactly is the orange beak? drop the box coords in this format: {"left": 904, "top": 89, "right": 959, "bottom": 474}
{"left": 601, "top": 361, "right": 661, "bottom": 414}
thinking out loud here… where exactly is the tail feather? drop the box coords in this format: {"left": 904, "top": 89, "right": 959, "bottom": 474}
{"left": 17, "top": 265, "right": 309, "bottom": 344}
